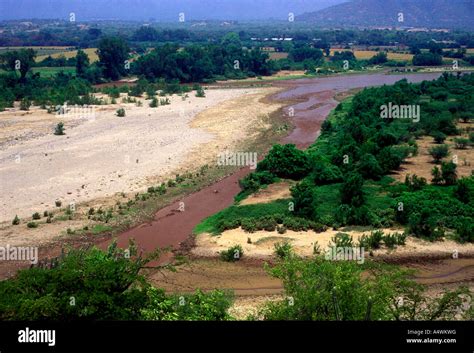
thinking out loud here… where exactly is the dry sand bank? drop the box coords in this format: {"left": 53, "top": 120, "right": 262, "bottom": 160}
{"left": 0, "top": 87, "right": 282, "bottom": 245}
{"left": 193, "top": 228, "right": 474, "bottom": 260}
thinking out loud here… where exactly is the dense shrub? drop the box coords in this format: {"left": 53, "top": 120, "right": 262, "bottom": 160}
{"left": 454, "top": 221, "right": 474, "bottom": 243}
{"left": 429, "top": 145, "right": 449, "bottom": 163}
{"left": 282, "top": 216, "right": 326, "bottom": 232}
{"left": 454, "top": 138, "right": 469, "bottom": 149}
{"left": 408, "top": 208, "right": 444, "bottom": 240}
{"left": 312, "top": 160, "right": 343, "bottom": 185}
{"left": 454, "top": 178, "right": 472, "bottom": 204}
{"left": 395, "top": 185, "right": 474, "bottom": 232}
{"left": 340, "top": 172, "right": 365, "bottom": 207}
{"left": 116, "top": 108, "right": 126, "bottom": 117}
{"left": 261, "top": 256, "right": 472, "bottom": 320}
{"left": 290, "top": 180, "right": 317, "bottom": 219}
{"left": 432, "top": 132, "right": 447, "bottom": 144}
{"left": 383, "top": 232, "right": 407, "bottom": 248}
{"left": 54, "top": 122, "right": 65, "bottom": 135}
{"left": 0, "top": 242, "right": 234, "bottom": 320}
{"left": 412, "top": 53, "right": 443, "bottom": 66}
{"left": 330, "top": 232, "right": 354, "bottom": 248}
{"left": 274, "top": 242, "right": 293, "bottom": 259}
{"left": 26, "top": 222, "right": 38, "bottom": 229}
{"left": 358, "top": 230, "right": 383, "bottom": 250}
{"left": 376, "top": 147, "right": 404, "bottom": 174}
{"left": 220, "top": 245, "right": 243, "bottom": 262}
{"left": 238, "top": 171, "right": 276, "bottom": 196}
{"left": 441, "top": 161, "right": 458, "bottom": 186}
{"left": 12, "top": 215, "right": 20, "bottom": 225}
{"left": 357, "top": 153, "right": 383, "bottom": 180}
{"left": 149, "top": 97, "right": 158, "bottom": 108}
{"left": 404, "top": 174, "right": 427, "bottom": 191}
{"left": 257, "top": 144, "right": 311, "bottom": 180}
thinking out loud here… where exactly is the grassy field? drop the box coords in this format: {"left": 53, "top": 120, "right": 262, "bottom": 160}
{"left": 194, "top": 199, "right": 290, "bottom": 235}
{"left": 31, "top": 66, "right": 76, "bottom": 77}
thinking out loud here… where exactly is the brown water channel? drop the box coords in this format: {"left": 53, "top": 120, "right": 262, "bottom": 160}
{"left": 106, "top": 72, "right": 443, "bottom": 261}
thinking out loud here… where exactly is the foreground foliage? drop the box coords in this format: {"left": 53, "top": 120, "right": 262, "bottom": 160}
{"left": 0, "top": 243, "right": 232, "bottom": 320}
{"left": 261, "top": 255, "right": 472, "bottom": 321}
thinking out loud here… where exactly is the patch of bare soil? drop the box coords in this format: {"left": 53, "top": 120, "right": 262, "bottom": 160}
{"left": 239, "top": 181, "right": 292, "bottom": 206}
{"left": 391, "top": 121, "right": 474, "bottom": 182}
{"left": 147, "top": 258, "right": 282, "bottom": 296}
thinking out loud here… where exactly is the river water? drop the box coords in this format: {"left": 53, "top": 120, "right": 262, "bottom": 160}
{"left": 108, "top": 72, "right": 443, "bottom": 259}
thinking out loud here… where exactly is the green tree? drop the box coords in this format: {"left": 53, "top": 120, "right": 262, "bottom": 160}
{"left": 431, "top": 166, "right": 443, "bottom": 185}
{"left": 429, "top": 145, "right": 449, "bottom": 164}
{"left": 257, "top": 144, "right": 310, "bottom": 180}
{"left": 0, "top": 48, "right": 36, "bottom": 80}
{"left": 432, "top": 132, "right": 446, "bottom": 144}
{"left": 290, "top": 180, "right": 317, "bottom": 219}
{"left": 408, "top": 208, "right": 443, "bottom": 240}
{"left": 441, "top": 161, "right": 458, "bottom": 186}
{"left": 98, "top": 37, "right": 130, "bottom": 80}
{"left": 368, "top": 51, "right": 388, "bottom": 65}
{"left": 454, "top": 178, "right": 471, "bottom": 204}
{"left": 340, "top": 172, "right": 365, "bottom": 207}
{"left": 76, "top": 49, "right": 90, "bottom": 78}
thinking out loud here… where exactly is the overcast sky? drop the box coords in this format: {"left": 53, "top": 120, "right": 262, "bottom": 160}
{"left": 0, "top": 0, "right": 347, "bottom": 21}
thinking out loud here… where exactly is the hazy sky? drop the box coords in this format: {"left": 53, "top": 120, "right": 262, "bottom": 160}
{"left": 0, "top": 0, "right": 347, "bottom": 21}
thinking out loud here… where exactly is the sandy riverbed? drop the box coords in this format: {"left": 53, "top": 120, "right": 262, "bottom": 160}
{"left": 0, "top": 87, "right": 280, "bottom": 226}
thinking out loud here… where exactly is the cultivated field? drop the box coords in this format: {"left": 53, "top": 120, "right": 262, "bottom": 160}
{"left": 330, "top": 49, "right": 414, "bottom": 61}
{"left": 35, "top": 47, "right": 99, "bottom": 62}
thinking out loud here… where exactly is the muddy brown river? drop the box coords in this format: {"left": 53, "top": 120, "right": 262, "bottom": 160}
{"left": 107, "top": 72, "right": 443, "bottom": 257}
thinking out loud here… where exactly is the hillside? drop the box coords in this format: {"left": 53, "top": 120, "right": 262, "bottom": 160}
{"left": 297, "top": 0, "right": 474, "bottom": 29}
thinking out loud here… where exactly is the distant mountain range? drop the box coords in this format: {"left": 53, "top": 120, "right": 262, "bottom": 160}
{"left": 297, "top": 0, "right": 474, "bottom": 29}
{"left": 0, "top": 0, "right": 346, "bottom": 21}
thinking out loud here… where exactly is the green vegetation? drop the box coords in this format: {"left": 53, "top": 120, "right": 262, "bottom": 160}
{"left": 116, "top": 108, "right": 126, "bottom": 117}
{"left": 197, "top": 73, "right": 474, "bottom": 242}
{"left": 429, "top": 144, "right": 449, "bottom": 163}
{"left": 132, "top": 34, "right": 276, "bottom": 83}
{"left": 26, "top": 222, "right": 38, "bottom": 229}
{"left": 358, "top": 230, "right": 406, "bottom": 250}
{"left": 0, "top": 242, "right": 232, "bottom": 320}
{"left": 220, "top": 245, "right": 243, "bottom": 262}
{"left": 260, "top": 255, "right": 472, "bottom": 320}
{"left": 54, "top": 122, "right": 65, "bottom": 136}
{"left": 12, "top": 215, "right": 20, "bottom": 225}
{"left": 274, "top": 242, "right": 293, "bottom": 259}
